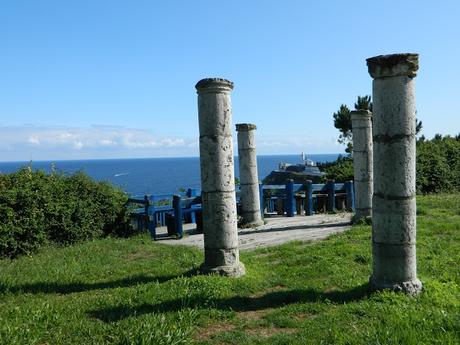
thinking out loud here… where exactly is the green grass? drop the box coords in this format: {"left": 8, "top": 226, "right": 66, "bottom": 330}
{"left": 1, "top": 194, "right": 459, "bottom": 345}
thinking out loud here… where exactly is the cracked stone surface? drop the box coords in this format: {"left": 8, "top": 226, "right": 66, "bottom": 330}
{"left": 351, "top": 110, "right": 373, "bottom": 221}
{"left": 236, "top": 123, "right": 263, "bottom": 227}
{"left": 196, "top": 77, "right": 245, "bottom": 277}
{"left": 367, "top": 53, "right": 419, "bottom": 78}
{"left": 368, "top": 53, "right": 422, "bottom": 294}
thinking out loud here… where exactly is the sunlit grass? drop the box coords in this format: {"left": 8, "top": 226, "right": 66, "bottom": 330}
{"left": 0, "top": 194, "right": 459, "bottom": 344}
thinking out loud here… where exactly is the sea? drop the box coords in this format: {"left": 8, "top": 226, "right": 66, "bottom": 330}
{"left": 0, "top": 154, "right": 340, "bottom": 197}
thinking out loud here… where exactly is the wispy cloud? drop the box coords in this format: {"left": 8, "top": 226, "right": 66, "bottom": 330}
{"left": 256, "top": 134, "right": 343, "bottom": 154}
{"left": 0, "top": 125, "right": 343, "bottom": 161}
{"left": 0, "top": 125, "right": 196, "bottom": 161}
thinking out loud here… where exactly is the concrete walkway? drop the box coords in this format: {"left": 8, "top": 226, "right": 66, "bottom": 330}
{"left": 155, "top": 213, "right": 353, "bottom": 251}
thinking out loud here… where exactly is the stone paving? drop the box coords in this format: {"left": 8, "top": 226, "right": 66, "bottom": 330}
{"left": 155, "top": 213, "right": 353, "bottom": 251}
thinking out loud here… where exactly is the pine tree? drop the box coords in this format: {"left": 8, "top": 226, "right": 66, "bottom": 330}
{"left": 333, "top": 95, "right": 372, "bottom": 153}
{"left": 354, "top": 95, "right": 373, "bottom": 111}
{"left": 333, "top": 94, "right": 422, "bottom": 153}
{"left": 333, "top": 104, "right": 352, "bottom": 146}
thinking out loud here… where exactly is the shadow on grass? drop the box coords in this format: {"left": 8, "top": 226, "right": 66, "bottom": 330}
{"left": 88, "top": 283, "right": 370, "bottom": 323}
{"left": 238, "top": 221, "right": 352, "bottom": 236}
{"left": 0, "top": 268, "right": 199, "bottom": 295}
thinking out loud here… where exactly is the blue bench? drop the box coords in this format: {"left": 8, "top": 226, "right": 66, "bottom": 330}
{"left": 260, "top": 179, "right": 355, "bottom": 216}
{"left": 127, "top": 188, "right": 202, "bottom": 240}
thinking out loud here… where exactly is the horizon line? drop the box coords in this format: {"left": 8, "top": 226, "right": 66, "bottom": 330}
{"left": 0, "top": 152, "right": 345, "bottom": 164}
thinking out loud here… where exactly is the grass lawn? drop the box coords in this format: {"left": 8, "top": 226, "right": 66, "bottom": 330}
{"left": 0, "top": 194, "right": 459, "bottom": 345}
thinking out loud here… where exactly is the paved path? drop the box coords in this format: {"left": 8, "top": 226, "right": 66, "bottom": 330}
{"left": 155, "top": 213, "right": 353, "bottom": 251}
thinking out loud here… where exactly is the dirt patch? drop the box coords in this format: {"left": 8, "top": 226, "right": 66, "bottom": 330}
{"left": 323, "top": 286, "right": 339, "bottom": 293}
{"left": 244, "top": 326, "right": 297, "bottom": 338}
{"left": 295, "top": 312, "right": 317, "bottom": 321}
{"left": 250, "top": 285, "right": 287, "bottom": 298}
{"left": 194, "top": 321, "right": 236, "bottom": 341}
{"left": 195, "top": 311, "right": 297, "bottom": 342}
{"left": 237, "top": 308, "right": 273, "bottom": 321}
{"left": 123, "top": 250, "right": 155, "bottom": 261}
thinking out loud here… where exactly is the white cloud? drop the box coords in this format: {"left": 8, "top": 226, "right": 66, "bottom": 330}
{"left": 0, "top": 125, "right": 189, "bottom": 150}
{"left": 0, "top": 125, "right": 344, "bottom": 161}
{"left": 256, "top": 134, "right": 343, "bottom": 154}
{"left": 0, "top": 125, "right": 197, "bottom": 161}
{"left": 28, "top": 136, "right": 40, "bottom": 145}
{"left": 99, "top": 139, "right": 117, "bottom": 146}
{"left": 73, "top": 141, "right": 84, "bottom": 150}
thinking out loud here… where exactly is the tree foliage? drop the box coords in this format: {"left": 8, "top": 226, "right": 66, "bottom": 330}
{"left": 416, "top": 119, "right": 423, "bottom": 135}
{"left": 333, "top": 95, "right": 373, "bottom": 153}
{"left": 416, "top": 134, "right": 460, "bottom": 193}
{"left": 322, "top": 134, "right": 460, "bottom": 193}
{"left": 333, "top": 95, "right": 423, "bottom": 153}
{"left": 333, "top": 104, "right": 352, "bottom": 144}
{"left": 317, "top": 155, "right": 354, "bottom": 183}
{"left": 354, "top": 95, "right": 373, "bottom": 112}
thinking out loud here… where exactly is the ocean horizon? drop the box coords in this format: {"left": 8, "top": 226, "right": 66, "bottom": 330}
{"left": 0, "top": 154, "right": 342, "bottom": 196}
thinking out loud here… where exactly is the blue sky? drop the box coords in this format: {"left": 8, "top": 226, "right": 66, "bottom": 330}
{"left": 1, "top": 0, "right": 459, "bottom": 161}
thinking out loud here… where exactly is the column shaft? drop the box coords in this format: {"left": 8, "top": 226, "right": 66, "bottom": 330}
{"left": 196, "top": 78, "right": 245, "bottom": 277}
{"left": 351, "top": 110, "right": 373, "bottom": 221}
{"left": 367, "top": 53, "right": 422, "bottom": 294}
{"left": 236, "top": 123, "right": 263, "bottom": 227}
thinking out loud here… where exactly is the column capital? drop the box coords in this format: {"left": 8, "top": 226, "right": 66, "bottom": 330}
{"left": 236, "top": 123, "right": 257, "bottom": 131}
{"left": 195, "top": 78, "right": 234, "bottom": 93}
{"left": 350, "top": 109, "right": 372, "bottom": 119}
{"left": 367, "top": 53, "right": 418, "bottom": 79}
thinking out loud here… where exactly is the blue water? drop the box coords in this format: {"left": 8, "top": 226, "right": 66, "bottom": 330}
{"left": 0, "top": 154, "right": 340, "bottom": 196}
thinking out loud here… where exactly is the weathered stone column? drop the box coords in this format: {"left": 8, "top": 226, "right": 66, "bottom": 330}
{"left": 236, "top": 123, "right": 263, "bottom": 227}
{"left": 351, "top": 109, "right": 373, "bottom": 221}
{"left": 195, "top": 78, "right": 245, "bottom": 277}
{"left": 367, "top": 53, "right": 422, "bottom": 294}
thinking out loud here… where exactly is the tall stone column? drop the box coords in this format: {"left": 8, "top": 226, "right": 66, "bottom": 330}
{"left": 351, "top": 109, "right": 373, "bottom": 221}
{"left": 367, "top": 53, "right": 422, "bottom": 294}
{"left": 236, "top": 123, "right": 263, "bottom": 227}
{"left": 195, "top": 78, "right": 245, "bottom": 277}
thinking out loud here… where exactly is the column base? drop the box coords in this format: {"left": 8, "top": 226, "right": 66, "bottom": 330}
{"left": 369, "top": 275, "right": 422, "bottom": 295}
{"left": 200, "top": 261, "right": 246, "bottom": 277}
{"left": 240, "top": 210, "right": 263, "bottom": 229}
{"left": 352, "top": 214, "right": 372, "bottom": 225}
{"left": 239, "top": 220, "right": 264, "bottom": 229}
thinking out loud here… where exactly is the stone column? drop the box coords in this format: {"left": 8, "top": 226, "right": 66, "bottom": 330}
{"left": 367, "top": 53, "right": 422, "bottom": 294}
{"left": 236, "top": 123, "right": 264, "bottom": 227}
{"left": 195, "top": 78, "right": 245, "bottom": 277}
{"left": 351, "top": 109, "right": 373, "bottom": 221}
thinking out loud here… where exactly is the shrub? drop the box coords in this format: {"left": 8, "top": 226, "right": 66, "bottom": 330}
{"left": 321, "top": 135, "right": 460, "bottom": 193}
{"left": 318, "top": 155, "right": 354, "bottom": 183}
{"left": 416, "top": 135, "right": 460, "bottom": 194}
{"left": 0, "top": 167, "right": 131, "bottom": 258}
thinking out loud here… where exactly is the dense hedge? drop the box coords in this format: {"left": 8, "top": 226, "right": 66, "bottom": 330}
{"left": 416, "top": 135, "right": 460, "bottom": 193}
{"left": 322, "top": 135, "right": 460, "bottom": 194}
{"left": 0, "top": 167, "right": 132, "bottom": 258}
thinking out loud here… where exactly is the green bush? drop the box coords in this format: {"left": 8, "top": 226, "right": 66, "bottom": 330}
{"left": 318, "top": 155, "right": 354, "bottom": 183}
{"left": 0, "top": 167, "right": 131, "bottom": 258}
{"left": 323, "top": 135, "right": 460, "bottom": 193}
{"left": 416, "top": 135, "right": 460, "bottom": 194}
